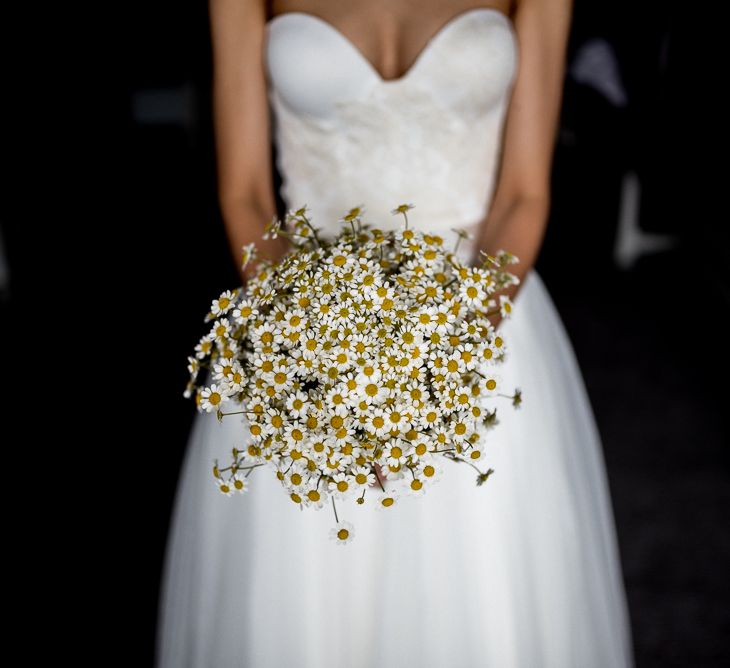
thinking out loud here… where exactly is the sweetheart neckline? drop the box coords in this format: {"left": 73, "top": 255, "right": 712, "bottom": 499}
{"left": 267, "top": 7, "right": 513, "bottom": 86}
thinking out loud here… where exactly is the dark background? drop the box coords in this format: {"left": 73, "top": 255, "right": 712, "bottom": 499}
{"left": 3, "top": 0, "right": 727, "bottom": 665}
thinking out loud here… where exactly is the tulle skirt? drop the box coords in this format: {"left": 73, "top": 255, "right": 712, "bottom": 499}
{"left": 155, "top": 267, "right": 634, "bottom": 668}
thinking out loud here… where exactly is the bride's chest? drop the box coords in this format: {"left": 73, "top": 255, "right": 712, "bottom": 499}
{"left": 265, "top": 9, "right": 518, "bottom": 120}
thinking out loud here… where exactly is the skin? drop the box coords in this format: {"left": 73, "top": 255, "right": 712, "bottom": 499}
{"left": 209, "top": 0, "right": 573, "bottom": 482}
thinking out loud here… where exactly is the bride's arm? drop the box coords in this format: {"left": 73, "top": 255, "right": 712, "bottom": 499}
{"left": 209, "top": 0, "right": 289, "bottom": 283}
{"left": 472, "top": 0, "right": 573, "bottom": 322}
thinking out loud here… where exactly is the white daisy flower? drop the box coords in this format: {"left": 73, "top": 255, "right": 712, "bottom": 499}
{"left": 356, "top": 373, "right": 389, "bottom": 406}
{"left": 226, "top": 366, "right": 246, "bottom": 394}
{"left": 403, "top": 470, "right": 429, "bottom": 497}
{"left": 448, "top": 410, "right": 474, "bottom": 442}
{"left": 210, "top": 289, "right": 237, "bottom": 317}
{"left": 263, "top": 407, "right": 287, "bottom": 433}
{"left": 252, "top": 322, "right": 280, "bottom": 353}
{"left": 402, "top": 381, "right": 428, "bottom": 410}
{"left": 481, "top": 373, "right": 501, "bottom": 396}
{"left": 412, "top": 280, "right": 444, "bottom": 304}
{"left": 328, "top": 472, "right": 355, "bottom": 499}
{"left": 281, "top": 308, "right": 308, "bottom": 335}
{"left": 351, "top": 465, "right": 376, "bottom": 488}
{"left": 432, "top": 305, "right": 457, "bottom": 333}
{"left": 210, "top": 318, "right": 232, "bottom": 343}
{"left": 380, "top": 404, "right": 413, "bottom": 436}
{"left": 463, "top": 444, "right": 486, "bottom": 463}
{"left": 339, "top": 205, "right": 366, "bottom": 224}
{"left": 442, "top": 352, "right": 467, "bottom": 379}
{"left": 232, "top": 300, "right": 259, "bottom": 325}
{"left": 241, "top": 242, "right": 257, "bottom": 271}
{"left": 230, "top": 473, "right": 251, "bottom": 494}
{"left": 330, "top": 345, "right": 355, "bottom": 373}
{"left": 302, "top": 486, "right": 327, "bottom": 510}
{"left": 459, "top": 279, "right": 487, "bottom": 307}
{"left": 499, "top": 294, "right": 514, "bottom": 318}
{"left": 383, "top": 441, "right": 409, "bottom": 468}
{"left": 390, "top": 202, "right": 415, "bottom": 216}
{"left": 212, "top": 358, "right": 235, "bottom": 382}
{"left": 373, "top": 487, "right": 401, "bottom": 511}
{"left": 284, "top": 390, "right": 310, "bottom": 418}
{"left": 199, "top": 383, "right": 230, "bottom": 413}
{"left": 417, "top": 460, "right": 444, "bottom": 487}
{"left": 406, "top": 437, "right": 433, "bottom": 462}
{"left": 454, "top": 342, "right": 477, "bottom": 372}
{"left": 214, "top": 477, "right": 235, "bottom": 497}
{"left": 187, "top": 355, "right": 200, "bottom": 379}
{"left": 329, "top": 520, "right": 356, "bottom": 545}
{"left": 194, "top": 335, "right": 214, "bottom": 360}
{"left": 265, "top": 362, "right": 295, "bottom": 393}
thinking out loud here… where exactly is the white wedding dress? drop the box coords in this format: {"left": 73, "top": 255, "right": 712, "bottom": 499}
{"left": 156, "top": 8, "right": 634, "bottom": 667}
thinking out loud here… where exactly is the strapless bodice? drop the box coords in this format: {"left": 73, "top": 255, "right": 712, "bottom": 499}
{"left": 264, "top": 8, "right": 518, "bottom": 243}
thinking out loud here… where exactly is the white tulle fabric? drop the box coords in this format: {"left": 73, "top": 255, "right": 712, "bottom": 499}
{"left": 156, "top": 8, "right": 634, "bottom": 667}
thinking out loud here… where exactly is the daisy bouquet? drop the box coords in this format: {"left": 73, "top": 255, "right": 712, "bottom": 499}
{"left": 186, "top": 203, "right": 522, "bottom": 544}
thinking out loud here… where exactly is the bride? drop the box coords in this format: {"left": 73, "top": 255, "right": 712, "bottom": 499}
{"left": 156, "top": 1, "right": 634, "bottom": 666}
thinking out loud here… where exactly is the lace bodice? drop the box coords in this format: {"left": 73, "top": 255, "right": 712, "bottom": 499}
{"left": 264, "top": 8, "right": 518, "bottom": 244}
